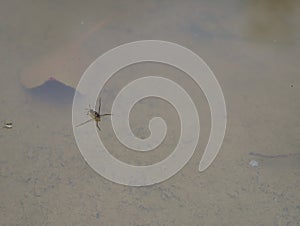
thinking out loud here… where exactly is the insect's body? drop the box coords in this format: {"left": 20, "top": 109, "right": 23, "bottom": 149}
{"left": 88, "top": 109, "right": 101, "bottom": 122}
{"left": 76, "top": 98, "right": 111, "bottom": 131}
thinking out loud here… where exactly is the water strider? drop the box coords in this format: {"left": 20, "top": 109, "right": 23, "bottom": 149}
{"left": 76, "top": 98, "right": 111, "bottom": 131}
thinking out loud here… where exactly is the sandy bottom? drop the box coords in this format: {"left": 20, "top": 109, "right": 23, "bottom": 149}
{"left": 0, "top": 0, "right": 299, "bottom": 225}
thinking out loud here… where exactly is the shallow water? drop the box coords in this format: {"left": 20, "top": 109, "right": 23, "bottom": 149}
{"left": 1, "top": 0, "right": 300, "bottom": 225}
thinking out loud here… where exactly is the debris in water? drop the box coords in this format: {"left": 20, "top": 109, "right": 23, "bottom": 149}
{"left": 3, "top": 122, "right": 12, "bottom": 129}
{"left": 249, "top": 159, "right": 258, "bottom": 167}
{"left": 249, "top": 151, "right": 299, "bottom": 159}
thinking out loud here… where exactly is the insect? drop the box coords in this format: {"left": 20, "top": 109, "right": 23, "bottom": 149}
{"left": 76, "top": 98, "right": 111, "bottom": 131}
{"left": 3, "top": 122, "right": 13, "bottom": 129}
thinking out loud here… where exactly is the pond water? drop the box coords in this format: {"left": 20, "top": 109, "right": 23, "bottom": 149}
{"left": 0, "top": 0, "right": 299, "bottom": 225}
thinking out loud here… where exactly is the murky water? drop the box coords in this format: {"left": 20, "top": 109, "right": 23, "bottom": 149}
{"left": 1, "top": 0, "right": 299, "bottom": 225}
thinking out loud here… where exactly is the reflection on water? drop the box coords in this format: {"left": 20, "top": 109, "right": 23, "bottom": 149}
{"left": 246, "top": 0, "right": 298, "bottom": 44}
{"left": 0, "top": 0, "right": 299, "bottom": 225}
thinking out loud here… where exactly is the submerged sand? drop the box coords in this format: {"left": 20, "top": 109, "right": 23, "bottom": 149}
{"left": 0, "top": 0, "right": 299, "bottom": 225}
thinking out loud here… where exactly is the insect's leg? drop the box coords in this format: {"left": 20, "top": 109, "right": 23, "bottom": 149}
{"left": 96, "top": 121, "right": 101, "bottom": 131}
{"left": 100, "top": 113, "right": 112, "bottom": 117}
{"left": 76, "top": 118, "right": 93, "bottom": 127}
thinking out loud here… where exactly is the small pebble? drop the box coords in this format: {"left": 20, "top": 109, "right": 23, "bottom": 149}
{"left": 3, "top": 122, "right": 12, "bottom": 129}
{"left": 249, "top": 160, "right": 258, "bottom": 167}
{"left": 96, "top": 212, "right": 100, "bottom": 219}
